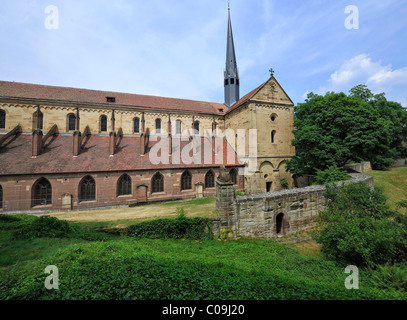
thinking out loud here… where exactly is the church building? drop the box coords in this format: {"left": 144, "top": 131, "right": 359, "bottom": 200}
{"left": 0, "top": 7, "right": 295, "bottom": 212}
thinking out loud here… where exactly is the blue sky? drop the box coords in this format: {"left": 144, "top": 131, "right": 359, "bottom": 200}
{"left": 1, "top": 0, "right": 406, "bottom": 107}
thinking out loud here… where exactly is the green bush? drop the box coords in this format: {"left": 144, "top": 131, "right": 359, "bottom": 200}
{"left": 315, "top": 182, "right": 407, "bottom": 266}
{"left": 126, "top": 212, "right": 213, "bottom": 240}
{"left": 371, "top": 264, "right": 407, "bottom": 292}
{"left": 12, "top": 216, "right": 73, "bottom": 240}
{"left": 320, "top": 181, "right": 392, "bottom": 222}
{"left": 316, "top": 217, "right": 407, "bottom": 266}
{"left": 280, "top": 178, "right": 289, "bottom": 189}
{"left": 312, "top": 165, "right": 350, "bottom": 185}
{"left": 0, "top": 214, "right": 21, "bottom": 222}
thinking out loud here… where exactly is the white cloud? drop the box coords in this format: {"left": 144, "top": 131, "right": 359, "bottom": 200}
{"left": 318, "top": 54, "right": 407, "bottom": 107}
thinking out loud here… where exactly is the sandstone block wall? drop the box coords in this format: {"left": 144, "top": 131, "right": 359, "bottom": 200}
{"left": 216, "top": 173, "right": 374, "bottom": 238}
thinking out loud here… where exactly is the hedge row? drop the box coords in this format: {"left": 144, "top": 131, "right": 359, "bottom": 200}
{"left": 126, "top": 213, "right": 214, "bottom": 240}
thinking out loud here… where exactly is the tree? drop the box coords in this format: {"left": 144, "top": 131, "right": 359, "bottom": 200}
{"left": 286, "top": 87, "right": 401, "bottom": 177}
{"left": 349, "top": 84, "right": 374, "bottom": 102}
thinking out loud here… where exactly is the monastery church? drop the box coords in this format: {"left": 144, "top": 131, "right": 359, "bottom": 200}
{"left": 0, "top": 8, "right": 295, "bottom": 212}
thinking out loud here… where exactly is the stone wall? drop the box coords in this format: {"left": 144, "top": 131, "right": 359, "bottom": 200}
{"left": 390, "top": 158, "right": 407, "bottom": 168}
{"left": 215, "top": 173, "right": 374, "bottom": 238}
{"left": 344, "top": 161, "right": 372, "bottom": 173}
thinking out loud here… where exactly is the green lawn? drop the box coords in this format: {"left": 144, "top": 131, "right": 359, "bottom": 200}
{"left": 366, "top": 167, "right": 407, "bottom": 212}
{"left": 1, "top": 172, "right": 407, "bottom": 300}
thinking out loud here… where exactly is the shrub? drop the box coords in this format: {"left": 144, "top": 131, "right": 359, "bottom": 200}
{"left": 371, "top": 264, "right": 407, "bottom": 292}
{"left": 280, "top": 178, "right": 289, "bottom": 189}
{"left": 316, "top": 217, "right": 407, "bottom": 266}
{"left": 320, "top": 181, "right": 392, "bottom": 222}
{"left": 12, "top": 216, "right": 73, "bottom": 239}
{"left": 315, "top": 182, "right": 407, "bottom": 266}
{"left": 126, "top": 211, "right": 213, "bottom": 240}
{"left": 312, "top": 165, "right": 350, "bottom": 185}
{"left": 0, "top": 214, "right": 21, "bottom": 222}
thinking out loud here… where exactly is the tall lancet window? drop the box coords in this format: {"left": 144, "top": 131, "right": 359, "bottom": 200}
{"left": 0, "top": 110, "right": 5, "bottom": 129}
{"left": 68, "top": 114, "right": 76, "bottom": 131}
{"left": 155, "top": 119, "right": 161, "bottom": 134}
{"left": 100, "top": 115, "right": 107, "bottom": 132}
{"left": 134, "top": 118, "right": 140, "bottom": 133}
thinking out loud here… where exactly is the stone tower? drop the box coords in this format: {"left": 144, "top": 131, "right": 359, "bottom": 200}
{"left": 224, "top": 5, "right": 239, "bottom": 108}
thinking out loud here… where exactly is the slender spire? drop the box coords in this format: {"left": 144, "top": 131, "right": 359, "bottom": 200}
{"left": 224, "top": 3, "right": 239, "bottom": 108}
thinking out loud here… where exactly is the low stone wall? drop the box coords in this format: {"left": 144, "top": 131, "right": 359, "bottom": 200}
{"left": 390, "top": 158, "right": 407, "bottom": 168}
{"left": 215, "top": 173, "right": 374, "bottom": 239}
{"left": 344, "top": 161, "right": 372, "bottom": 173}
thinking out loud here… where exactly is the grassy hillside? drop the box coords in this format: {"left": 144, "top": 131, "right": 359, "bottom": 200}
{"left": 1, "top": 169, "right": 407, "bottom": 301}
{"left": 0, "top": 214, "right": 406, "bottom": 300}
{"left": 366, "top": 167, "right": 407, "bottom": 211}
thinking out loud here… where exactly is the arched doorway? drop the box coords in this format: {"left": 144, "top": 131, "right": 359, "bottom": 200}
{"left": 276, "top": 213, "right": 284, "bottom": 235}
{"left": 275, "top": 212, "right": 289, "bottom": 236}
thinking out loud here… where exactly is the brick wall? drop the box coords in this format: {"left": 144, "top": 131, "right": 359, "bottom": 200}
{"left": 0, "top": 168, "right": 244, "bottom": 213}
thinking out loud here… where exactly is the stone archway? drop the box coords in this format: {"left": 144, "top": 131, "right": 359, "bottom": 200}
{"left": 274, "top": 211, "right": 290, "bottom": 236}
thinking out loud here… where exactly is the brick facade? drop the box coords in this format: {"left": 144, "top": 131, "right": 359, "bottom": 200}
{"left": 0, "top": 168, "right": 244, "bottom": 212}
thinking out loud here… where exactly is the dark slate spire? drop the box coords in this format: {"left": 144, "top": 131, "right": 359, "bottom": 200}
{"left": 224, "top": 4, "right": 239, "bottom": 108}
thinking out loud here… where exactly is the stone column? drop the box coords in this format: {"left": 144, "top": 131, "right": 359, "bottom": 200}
{"left": 216, "top": 165, "right": 236, "bottom": 237}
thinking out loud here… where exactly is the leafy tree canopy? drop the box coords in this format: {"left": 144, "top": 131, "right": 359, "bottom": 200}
{"left": 286, "top": 85, "right": 407, "bottom": 176}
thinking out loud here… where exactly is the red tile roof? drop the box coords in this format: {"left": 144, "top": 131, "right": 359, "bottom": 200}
{"left": 0, "top": 81, "right": 226, "bottom": 115}
{"left": 0, "top": 134, "right": 243, "bottom": 175}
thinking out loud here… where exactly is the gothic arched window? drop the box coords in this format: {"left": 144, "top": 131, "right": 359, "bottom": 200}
{"left": 79, "top": 176, "right": 96, "bottom": 202}
{"left": 68, "top": 114, "right": 76, "bottom": 131}
{"left": 155, "top": 119, "right": 161, "bottom": 134}
{"left": 181, "top": 170, "right": 192, "bottom": 191}
{"left": 33, "top": 178, "right": 52, "bottom": 206}
{"left": 134, "top": 117, "right": 140, "bottom": 133}
{"left": 176, "top": 120, "right": 181, "bottom": 135}
{"left": 100, "top": 115, "right": 108, "bottom": 132}
{"left": 151, "top": 172, "right": 164, "bottom": 193}
{"left": 194, "top": 121, "right": 200, "bottom": 135}
{"left": 205, "top": 170, "right": 215, "bottom": 188}
{"left": 117, "top": 174, "right": 132, "bottom": 196}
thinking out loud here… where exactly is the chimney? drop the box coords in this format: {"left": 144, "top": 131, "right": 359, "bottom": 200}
{"left": 32, "top": 129, "right": 43, "bottom": 158}
{"left": 73, "top": 131, "right": 81, "bottom": 157}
